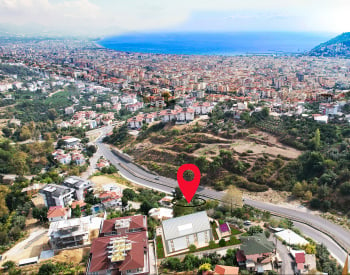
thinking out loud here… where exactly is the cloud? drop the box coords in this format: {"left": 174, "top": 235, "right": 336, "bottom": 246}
{"left": 0, "top": 0, "right": 349, "bottom": 36}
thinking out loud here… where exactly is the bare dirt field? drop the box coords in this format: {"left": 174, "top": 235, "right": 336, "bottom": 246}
{"left": 194, "top": 138, "right": 301, "bottom": 160}
{"left": 244, "top": 188, "right": 295, "bottom": 205}
{"left": 232, "top": 140, "right": 301, "bottom": 159}
{"left": 53, "top": 247, "right": 90, "bottom": 264}
{"left": 90, "top": 174, "right": 133, "bottom": 192}
{"left": 0, "top": 227, "right": 49, "bottom": 263}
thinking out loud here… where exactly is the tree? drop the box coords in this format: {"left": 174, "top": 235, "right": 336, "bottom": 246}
{"left": 56, "top": 139, "right": 65, "bottom": 148}
{"left": 0, "top": 231, "right": 9, "bottom": 245}
{"left": 140, "top": 201, "right": 153, "bottom": 215}
{"left": 38, "top": 263, "right": 56, "bottom": 275}
{"left": 85, "top": 203, "right": 92, "bottom": 216}
{"left": 222, "top": 186, "right": 243, "bottom": 214}
{"left": 9, "top": 226, "right": 21, "bottom": 241}
{"left": 86, "top": 145, "right": 97, "bottom": 156}
{"left": 182, "top": 254, "right": 200, "bottom": 271}
{"left": 122, "top": 197, "right": 128, "bottom": 209}
{"left": 123, "top": 188, "right": 137, "bottom": 201}
{"left": 304, "top": 243, "right": 316, "bottom": 254}
{"left": 313, "top": 129, "right": 321, "bottom": 150}
{"left": 304, "top": 190, "right": 313, "bottom": 201}
{"left": 2, "top": 127, "right": 12, "bottom": 137}
{"left": 209, "top": 240, "right": 216, "bottom": 249}
{"left": 194, "top": 156, "right": 209, "bottom": 173}
{"left": 219, "top": 238, "right": 226, "bottom": 247}
{"left": 10, "top": 151, "right": 29, "bottom": 176}
{"left": 72, "top": 205, "right": 82, "bottom": 217}
{"left": 84, "top": 190, "right": 101, "bottom": 205}
{"left": 19, "top": 126, "right": 31, "bottom": 141}
{"left": 161, "top": 257, "right": 182, "bottom": 271}
{"left": 188, "top": 244, "right": 197, "bottom": 252}
{"left": 318, "top": 184, "right": 330, "bottom": 200}
{"left": 240, "top": 111, "right": 250, "bottom": 123}
{"left": 47, "top": 108, "right": 58, "bottom": 120}
{"left": 162, "top": 91, "right": 171, "bottom": 102}
{"left": 12, "top": 215, "right": 26, "bottom": 229}
{"left": 292, "top": 182, "right": 304, "bottom": 197}
{"left": 2, "top": 261, "right": 16, "bottom": 271}
{"left": 173, "top": 187, "right": 183, "bottom": 201}
{"left": 261, "top": 107, "right": 270, "bottom": 118}
{"left": 340, "top": 181, "right": 350, "bottom": 195}
{"left": 247, "top": 225, "right": 263, "bottom": 235}
{"left": 32, "top": 206, "right": 48, "bottom": 222}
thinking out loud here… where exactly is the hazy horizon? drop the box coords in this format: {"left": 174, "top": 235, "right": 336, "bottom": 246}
{"left": 0, "top": 0, "right": 349, "bottom": 37}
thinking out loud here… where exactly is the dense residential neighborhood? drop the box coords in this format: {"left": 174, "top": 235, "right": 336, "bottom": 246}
{"left": 0, "top": 36, "right": 350, "bottom": 275}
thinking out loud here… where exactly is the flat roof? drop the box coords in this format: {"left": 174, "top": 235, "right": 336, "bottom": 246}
{"left": 275, "top": 229, "right": 309, "bottom": 246}
{"left": 18, "top": 257, "right": 39, "bottom": 266}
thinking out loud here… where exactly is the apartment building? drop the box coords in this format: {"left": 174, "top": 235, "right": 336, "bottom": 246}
{"left": 62, "top": 176, "right": 93, "bottom": 201}
{"left": 40, "top": 184, "right": 74, "bottom": 208}
{"left": 86, "top": 215, "right": 149, "bottom": 275}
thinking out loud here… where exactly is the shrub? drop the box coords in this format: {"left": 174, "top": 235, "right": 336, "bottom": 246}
{"left": 209, "top": 240, "right": 216, "bottom": 249}
{"left": 228, "top": 235, "right": 240, "bottom": 245}
{"left": 199, "top": 263, "right": 211, "bottom": 272}
{"left": 188, "top": 244, "right": 197, "bottom": 252}
{"left": 247, "top": 225, "right": 263, "bottom": 236}
{"left": 219, "top": 238, "right": 226, "bottom": 247}
{"left": 340, "top": 181, "right": 350, "bottom": 195}
{"left": 38, "top": 263, "right": 56, "bottom": 275}
{"left": 2, "top": 261, "right": 15, "bottom": 271}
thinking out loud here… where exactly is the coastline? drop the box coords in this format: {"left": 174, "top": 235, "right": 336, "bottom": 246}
{"left": 92, "top": 31, "right": 330, "bottom": 57}
{"left": 92, "top": 40, "right": 105, "bottom": 49}
{"left": 90, "top": 43, "right": 303, "bottom": 57}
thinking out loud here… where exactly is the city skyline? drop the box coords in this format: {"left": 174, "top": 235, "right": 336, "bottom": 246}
{"left": 0, "top": 0, "right": 348, "bottom": 37}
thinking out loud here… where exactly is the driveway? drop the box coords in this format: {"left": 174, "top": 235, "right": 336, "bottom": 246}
{"left": 270, "top": 235, "right": 294, "bottom": 275}
{"left": 148, "top": 241, "right": 157, "bottom": 275}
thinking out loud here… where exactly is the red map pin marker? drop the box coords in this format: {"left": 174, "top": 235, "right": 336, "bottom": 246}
{"left": 177, "top": 164, "right": 201, "bottom": 203}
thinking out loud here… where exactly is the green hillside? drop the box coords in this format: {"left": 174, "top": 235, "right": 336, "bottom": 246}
{"left": 309, "top": 32, "right": 350, "bottom": 57}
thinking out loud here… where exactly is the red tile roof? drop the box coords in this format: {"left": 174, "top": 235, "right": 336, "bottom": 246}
{"left": 214, "top": 265, "right": 239, "bottom": 275}
{"left": 295, "top": 252, "right": 305, "bottom": 264}
{"left": 47, "top": 206, "right": 67, "bottom": 219}
{"left": 101, "top": 215, "right": 146, "bottom": 235}
{"left": 88, "top": 227, "right": 148, "bottom": 273}
{"left": 71, "top": 200, "right": 86, "bottom": 209}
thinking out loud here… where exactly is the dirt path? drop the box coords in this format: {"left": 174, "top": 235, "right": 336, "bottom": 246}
{"left": 0, "top": 227, "right": 48, "bottom": 263}
{"left": 47, "top": 89, "right": 63, "bottom": 97}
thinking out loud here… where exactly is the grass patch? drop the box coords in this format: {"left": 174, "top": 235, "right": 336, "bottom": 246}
{"left": 229, "top": 226, "right": 241, "bottom": 235}
{"left": 108, "top": 173, "right": 133, "bottom": 187}
{"left": 196, "top": 236, "right": 241, "bottom": 252}
{"left": 211, "top": 221, "right": 219, "bottom": 240}
{"left": 156, "top": 236, "right": 165, "bottom": 259}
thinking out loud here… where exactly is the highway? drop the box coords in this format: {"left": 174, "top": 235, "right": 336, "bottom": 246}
{"left": 93, "top": 127, "right": 350, "bottom": 269}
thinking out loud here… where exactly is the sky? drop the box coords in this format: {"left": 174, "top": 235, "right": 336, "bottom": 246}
{"left": 0, "top": 0, "right": 348, "bottom": 37}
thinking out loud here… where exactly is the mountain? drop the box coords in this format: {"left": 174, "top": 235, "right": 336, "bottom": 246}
{"left": 309, "top": 32, "right": 350, "bottom": 57}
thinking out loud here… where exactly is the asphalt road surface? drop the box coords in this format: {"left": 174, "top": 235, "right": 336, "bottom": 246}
{"left": 93, "top": 128, "right": 350, "bottom": 268}
{"left": 294, "top": 221, "right": 349, "bottom": 272}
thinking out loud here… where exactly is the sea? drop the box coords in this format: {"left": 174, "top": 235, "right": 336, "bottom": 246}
{"left": 97, "top": 32, "right": 335, "bottom": 56}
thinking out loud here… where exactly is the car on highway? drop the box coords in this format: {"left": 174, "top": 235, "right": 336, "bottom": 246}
{"left": 154, "top": 176, "right": 160, "bottom": 180}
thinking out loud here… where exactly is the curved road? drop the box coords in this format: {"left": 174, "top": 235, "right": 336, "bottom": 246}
{"left": 93, "top": 128, "right": 350, "bottom": 269}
